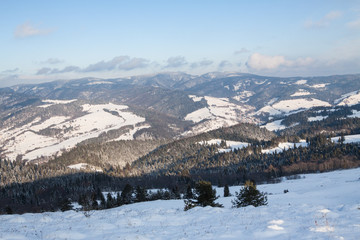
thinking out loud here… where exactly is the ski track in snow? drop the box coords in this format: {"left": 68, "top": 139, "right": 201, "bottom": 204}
{"left": 1, "top": 168, "right": 359, "bottom": 239}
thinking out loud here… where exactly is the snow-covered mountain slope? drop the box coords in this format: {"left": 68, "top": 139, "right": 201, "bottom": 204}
{"left": 0, "top": 101, "right": 147, "bottom": 161}
{"left": 257, "top": 98, "right": 331, "bottom": 116}
{"left": 2, "top": 73, "right": 360, "bottom": 162}
{"left": 336, "top": 90, "right": 360, "bottom": 106}
{"left": 1, "top": 168, "right": 359, "bottom": 239}
{"left": 183, "top": 95, "right": 256, "bottom": 136}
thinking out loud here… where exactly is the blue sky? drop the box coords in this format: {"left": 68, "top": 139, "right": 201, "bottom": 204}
{"left": 1, "top": 0, "right": 360, "bottom": 87}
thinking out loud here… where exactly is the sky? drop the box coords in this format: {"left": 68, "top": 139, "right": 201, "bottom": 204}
{"left": 1, "top": 0, "right": 360, "bottom": 87}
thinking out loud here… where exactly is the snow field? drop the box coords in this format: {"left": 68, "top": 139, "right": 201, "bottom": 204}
{"left": 294, "top": 79, "right": 307, "bottom": 85}
{"left": 0, "top": 168, "right": 359, "bottom": 239}
{"left": 308, "top": 115, "right": 328, "bottom": 122}
{"left": 261, "top": 119, "right": 287, "bottom": 131}
{"left": 259, "top": 98, "right": 331, "bottom": 115}
{"left": 290, "top": 89, "right": 312, "bottom": 97}
{"left": 1, "top": 103, "right": 147, "bottom": 161}
{"left": 349, "top": 110, "right": 360, "bottom": 118}
{"left": 199, "top": 139, "right": 249, "bottom": 153}
{"left": 334, "top": 90, "right": 360, "bottom": 106}
{"left": 261, "top": 140, "right": 308, "bottom": 154}
{"left": 184, "top": 95, "right": 256, "bottom": 135}
{"left": 68, "top": 163, "right": 103, "bottom": 172}
{"left": 331, "top": 134, "right": 360, "bottom": 144}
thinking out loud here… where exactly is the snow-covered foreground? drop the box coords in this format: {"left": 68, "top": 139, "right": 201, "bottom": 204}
{"left": 1, "top": 168, "right": 360, "bottom": 240}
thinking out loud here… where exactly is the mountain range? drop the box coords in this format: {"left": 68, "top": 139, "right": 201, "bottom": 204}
{"left": 1, "top": 72, "right": 360, "bottom": 163}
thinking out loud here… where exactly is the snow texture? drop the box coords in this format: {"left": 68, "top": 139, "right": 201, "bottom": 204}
{"left": 1, "top": 168, "right": 359, "bottom": 239}
{"left": 290, "top": 89, "right": 312, "bottom": 97}
{"left": 348, "top": 110, "right": 360, "bottom": 118}
{"left": 331, "top": 134, "right": 360, "bottom": 144}
{"left": 308, "top": 116, "right": 328, "bottom": 122}
{"left": 68, "top": 163, "right": 103, "bottom": 172}
{"left": 261, "top": 120, "right": 286, "bottom": 131}
{"left": 294, "top": 79, "right": 307, "bottom": 85}
{"left": 261, "top": 140, "right": 308, "bottom": 154}
{"left": 310, "top": 83, "right": 328, "bottom": 89}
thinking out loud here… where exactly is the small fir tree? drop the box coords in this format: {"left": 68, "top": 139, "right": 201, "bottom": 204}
{"left": 184, "top": 180, "right": 222, "bottom": 211}
{"left": 224, "top": 184, "right": 231, "bottom": 197}
{"left": 106, "top": 193, "right": 114, "bottom": 209}
{"left": 232, "top": 180, "right": 267, "bottom": 208}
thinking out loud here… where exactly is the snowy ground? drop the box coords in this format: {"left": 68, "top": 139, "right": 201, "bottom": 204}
{"left": 1, "top": 168, "right": 359, "bottom": 240}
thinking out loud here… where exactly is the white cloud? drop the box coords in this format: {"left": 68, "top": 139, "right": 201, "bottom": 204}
{"left": 246, "top": 53, "right": 286, "bottom": 70}
{"left": 36, "top": 56, "right": 149, "bottom": 75}
{"left": 117, "top": 57, "right": 149, "bottom": 71}
{"left": 305, "top": 11, "right": 342, "bottom": 28}
{"left": 14, "top": 22, "right": 53, "bottom": 38}
{"left": 246, "top": 53, "right": 313, "bottom": 71}
{"left": 84, "top": 56, "right": 149, "bottom": 72}
{"left": 164, "top": 56, "right": 188, "bottom": 68}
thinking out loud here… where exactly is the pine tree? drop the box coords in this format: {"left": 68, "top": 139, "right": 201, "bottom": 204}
{"left": 135, "top": 185, "right": 147, "bottom": 202}
{"left": 232, "top": 180, "right": 267, "bottom": 208}
{"left": 60, "top": 198, "right": 73, "bottom": 212}
{"left": 185, "top": 185, "right": 193, "bottom": 199}
{"left": 184, "top": 180, "right": 222, "bottom": 211}
{"left": 106, "top": 193, "right": 114, "bottom": 209}
{"left": 224, "top": 184, "right": 231, "bottom": 197}
{"left": 121, "top": 183, "right": 133, "bottom": 204}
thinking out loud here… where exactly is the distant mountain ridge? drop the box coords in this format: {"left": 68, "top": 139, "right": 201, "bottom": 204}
{"left": 1, "top": 72, "right": 360, "bottom": 162}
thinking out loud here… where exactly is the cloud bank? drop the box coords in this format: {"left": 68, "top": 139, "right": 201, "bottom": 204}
{"left": 164, "top": 56, "right": 188, "bottom": 68}
{"left": 37, "top": 56, "right": 150, "bottom": 75}
{"left": 246, "top": 53, "right": 313, "bottom": 71}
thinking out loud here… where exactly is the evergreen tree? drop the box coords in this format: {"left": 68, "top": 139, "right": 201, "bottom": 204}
{"left": 5, "top": 206, "right": 13, "bottom": 214}
{"left": 135, "top": 185, "right": 148, "bottom": 202}
{"left": 60, "top": 198, "right": 73, "bottom": 212}
{"left": 116, "top": 192, "right": 122, "bottom": 206}
{"left": 224, "top": 184, "right": 231, "bottom": 197}
{"left": 184, "top": 180, "right": 222, "bottom": 211}
{"left": 185, "top": 185, "right": 193, "bottom": 199}
{"left": 232, "top": 180, "right": 267, "bottom": 208}
{"left": 121, "top": 183, "right": 133, "bottom": 204}
{"left": 106, "top": 193, "right": 114, "bottom": 209}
